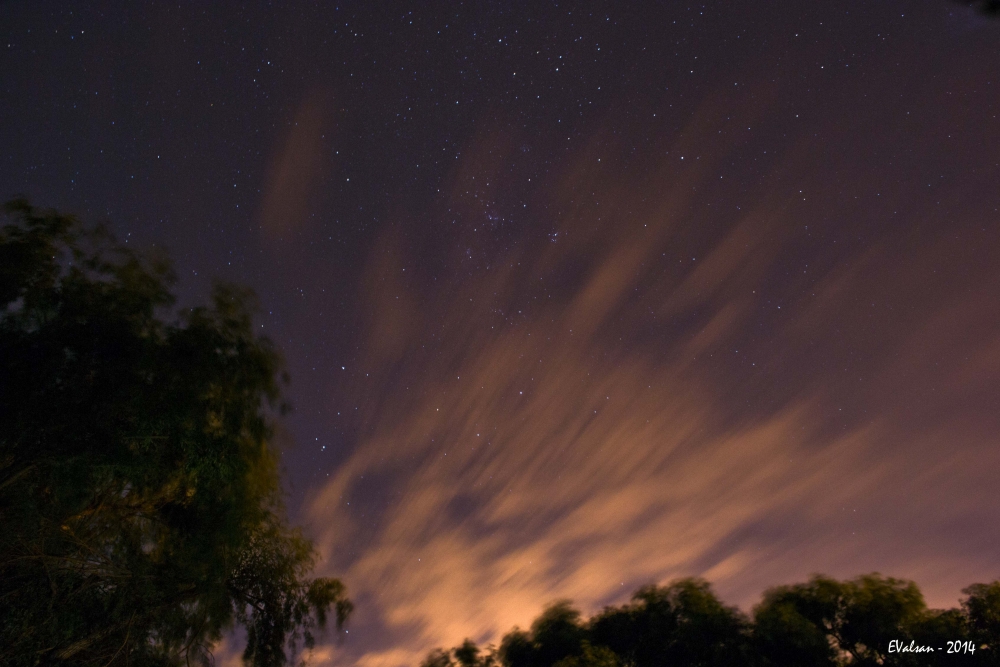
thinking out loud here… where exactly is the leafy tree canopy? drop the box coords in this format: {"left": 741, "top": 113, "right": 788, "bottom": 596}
{"left": 0, "top": 200, "right": 351, "bottom": 667}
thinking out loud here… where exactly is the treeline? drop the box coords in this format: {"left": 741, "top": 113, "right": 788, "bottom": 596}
{"left": 421, "top": 574, "right": 1000, "bottom": 666}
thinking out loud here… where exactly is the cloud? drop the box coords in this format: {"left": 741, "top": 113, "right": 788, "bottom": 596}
{"left": 302, "top": 96, "right": 1000, "bottom": 666}
{"left": 258, "top": 88, "right": 335, "bottom": 240}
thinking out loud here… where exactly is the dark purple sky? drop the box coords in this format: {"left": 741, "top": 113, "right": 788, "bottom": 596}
{"left": 2, "top": 2, "right": 999, "bottom": 665}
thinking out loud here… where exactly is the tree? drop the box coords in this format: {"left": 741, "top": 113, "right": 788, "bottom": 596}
{"left": 752, "top": 577, "right": 840, "bottom": 667}
{"left": 496, "top": 602, "right": 587, "bottom": 667}
{"left": 0, "top": 200, "right": 351, "bottom": 666}
{"left": 455, "top": 638, "right": 498, "bottom": 667}
{"left": 499, "top": 628, "right": 538, "bottom": 667}
{"left": 421, "top": 648, "right": 459, "bottom": 667}
{"left": 752, "top": 573, "right": 958, "bottom": 667}
{"left": 590, "top": 578, "right": 749, "bottom": 667}
{"left": 419, "top": 639, "right": 499, "bottom": 667}
{"left": 531, "top": 602, "right": 588, "bottom": 667}
{"left": 963, "top": 582, "right": 1000, "bottom": 666}
{"left": 552, "top": 642, "right": 620, "bottom": 667}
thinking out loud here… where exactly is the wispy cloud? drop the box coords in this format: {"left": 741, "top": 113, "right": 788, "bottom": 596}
{"left": 303, "top": 93, "right": 1000, "bottom": 666}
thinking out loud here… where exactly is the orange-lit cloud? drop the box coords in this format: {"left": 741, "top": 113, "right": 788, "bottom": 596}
{"left": 259, "top": 88, "right": 335, "bottom": 240}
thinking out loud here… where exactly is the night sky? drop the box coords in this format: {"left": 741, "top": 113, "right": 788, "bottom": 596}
{"left": 2, "top": 2, "right": 1000, "bottom": 665}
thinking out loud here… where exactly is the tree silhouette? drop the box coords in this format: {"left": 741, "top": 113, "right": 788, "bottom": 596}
{"left": 0, "top": 200, "right": 350, "bottom": 666}
{"left": 753, "top": 574, "right": 926, "bottom": 666}
{"left": 964, "top": 582, "right": 1000, "bottom": 666}
{"left": 531, "top": 602, "right": 589, "bottom": 667}
{"left": 497, "top": 602, "right": 587, "bottom": 667}
{"left": 420, "top": 639, "right": 501, "bottom": 667}
{"left": 591, "top": 579, "right": 749, "bottom": 667}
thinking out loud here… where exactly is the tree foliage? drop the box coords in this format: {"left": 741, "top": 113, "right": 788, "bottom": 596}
{"left": 591, "top": 579, "right": 749, "bottom": 667}
{"left": 0, "top": 200, "right": 350, "bottom": 666}
{"left": 424, "top": 574, "right": 1000, "bottom": 667}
